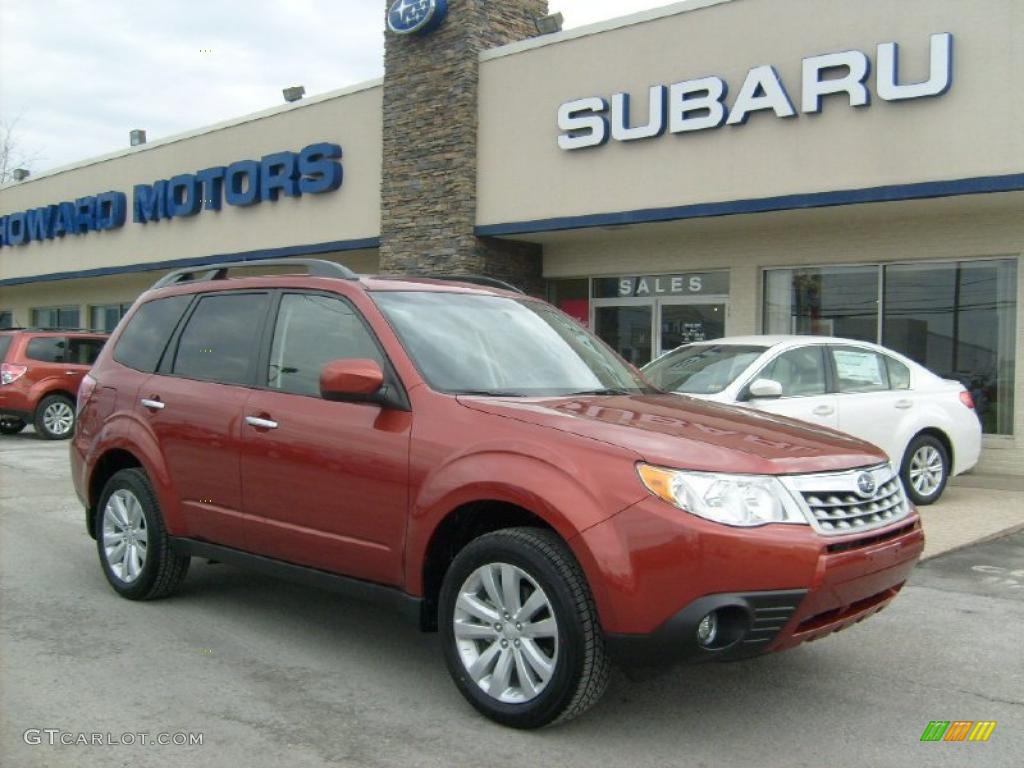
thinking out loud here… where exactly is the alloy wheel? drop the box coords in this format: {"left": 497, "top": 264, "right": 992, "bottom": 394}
{"left": 909, "top": 445, "right": 944, "bottom": 497}
{"left": 102, "top": 489, "right": 149, "bottom": 583}
{"left": 42, "top": 401, "right": 74, "bottom": 436}
{"left": 453, "top": 562, "right": 559, "bottom": 704}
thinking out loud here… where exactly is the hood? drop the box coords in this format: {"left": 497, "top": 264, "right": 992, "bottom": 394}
{"left": 458, "top": 393, "right": 885, "bottom": 475}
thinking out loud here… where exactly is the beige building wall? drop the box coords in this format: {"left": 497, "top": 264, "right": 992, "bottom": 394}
{"left": 477, "top": 0, "right": 1023, "bottom": 226}
{"left": 541, "top": 194, "right": 1024, "bottom": 475}
{"left": 0, "top": 82, "right": 383, "bottom": 283}
{"left": 0, "top": 250, "right": 381, "bottom": 330}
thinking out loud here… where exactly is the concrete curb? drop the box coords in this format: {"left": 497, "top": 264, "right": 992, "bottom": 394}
{"left": 920, "top": 521, "right": 1024, "bottom": 562}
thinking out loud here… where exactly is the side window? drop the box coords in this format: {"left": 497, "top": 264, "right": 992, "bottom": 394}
{"left": 172, "top": 293, "right": 270, "bottom": 385}
{"left": 114, "top": 296, "right": 192, "bottom": 373}
{"left": 831, "top": 347, "right": 891, "bottom": 393}
{"left": 26, "top": 337, "right": 67, "bottom": 363}
{"left": 67, "top": 338, "right": 106, "bottom": 365}
{"left": 886, "top": 356, "right": 911, "bottom": 390}
{"left": 267, "top": 293, "right": 384, "bottom": 396}
{"left": 759, "top": 346, "right": 826, "bottom": 397}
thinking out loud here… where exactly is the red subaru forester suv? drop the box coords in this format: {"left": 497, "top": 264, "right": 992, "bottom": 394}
{"left": 72, "top": 259, "right": 924, "bottom": 728}
{"left": 1, "top": 328, "right": 108, "bottom": 439}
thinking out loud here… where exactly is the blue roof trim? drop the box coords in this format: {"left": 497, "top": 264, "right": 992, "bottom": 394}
{"left": 0, "top": 237, "right": 381, "bottom": 287}
{"left": 474, "top": 173, "right": 1024, "bottom": 236}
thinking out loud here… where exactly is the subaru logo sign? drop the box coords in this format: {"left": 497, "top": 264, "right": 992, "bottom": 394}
{"left": 387, "top": 0, "right": 447, "bottom": 36}
{"left": 856, "top": 472, "right": 877, "bottom": 498}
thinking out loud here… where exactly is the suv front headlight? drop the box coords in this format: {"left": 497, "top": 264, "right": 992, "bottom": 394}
{"left": 637, "top": 463, "right": 807, "bottom": 527}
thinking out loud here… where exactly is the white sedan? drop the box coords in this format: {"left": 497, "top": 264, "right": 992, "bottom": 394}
{"left": 641, "top": 335, "right": 982, "bottom": 505}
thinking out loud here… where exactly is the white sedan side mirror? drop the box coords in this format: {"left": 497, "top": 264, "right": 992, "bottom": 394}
{"left": 748, "top": 378, "right": 784, "bottom": 399}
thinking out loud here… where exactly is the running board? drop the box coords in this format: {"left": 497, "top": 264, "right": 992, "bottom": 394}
{"left": 168, "top": 538, "right": 425, "bottom": 628}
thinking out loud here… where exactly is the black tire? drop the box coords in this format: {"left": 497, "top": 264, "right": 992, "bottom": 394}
{"left": 439, "top": 527, "right": 610, "bottom": 729}
{"left": 901, "top": 434, "right": 950, "bottom": 506}
{"left": 0, "top": 418, "right": 26, "bottom": 435}
{"left": 95, "top": 468, "right": 190, "bottom": 600}
{"left": 33, "top": 393, "right": 76, "bottom": 440}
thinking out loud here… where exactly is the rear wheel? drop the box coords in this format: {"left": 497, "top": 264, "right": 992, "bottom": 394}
{"left": 0, "top": 418, "right": 26, "bottom": 435}
{"left": 901, "top": 434, "right": 949, "bottom": 505}
{"left": 34, "top": 394, "right": 76, "bottom": 440}
{"left": 96, "top": 468, "right": 190, "bottom": 600}
{"left": 439, "top": 527, "right": 610, "bottom": 729}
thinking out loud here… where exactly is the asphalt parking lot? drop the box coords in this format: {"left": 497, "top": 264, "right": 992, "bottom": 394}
{"left": 2, "top": 433, "right": 1022, "bottom": 767}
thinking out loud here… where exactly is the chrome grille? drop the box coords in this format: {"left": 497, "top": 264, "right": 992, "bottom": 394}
{"left": 781, "top": 464, "right": 911, "bottom": 536}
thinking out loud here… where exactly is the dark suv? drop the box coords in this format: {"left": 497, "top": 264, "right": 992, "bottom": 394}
{"left": 0, "top": 328, "right": 108, "bottom": 439}
{"left": 72, "top": 259, "right": 923, "bottom": 728}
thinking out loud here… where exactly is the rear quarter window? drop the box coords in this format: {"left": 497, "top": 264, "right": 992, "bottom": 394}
{"left": 0, "top": 334, "right": 13, "bottom": 362}
{"left": 113, "top": 296, "right": 192, "bottom": 373}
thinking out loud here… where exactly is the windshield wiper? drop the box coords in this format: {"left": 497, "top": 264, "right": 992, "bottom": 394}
{"left": 452, "top": 390, "right": 527, "bottom": 397}
{"left": 565, "top": 388, "right": 633, "bottom": 396}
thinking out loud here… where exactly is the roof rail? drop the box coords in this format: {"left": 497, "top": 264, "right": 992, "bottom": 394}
{"left": 151, "top": 258, "right": 359, "bottom": 290}
{"left": 425, "top": 274, "right": 525, "bottom": 294}
{"left": 1, "top": 326, "right": 104, "bottom": 333}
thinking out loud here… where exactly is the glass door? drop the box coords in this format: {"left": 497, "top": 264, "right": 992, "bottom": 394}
{"left": 594, "top": 302, "right": 654, "bottom": 367}
{"left": 656, "top": 299, "right": 728, "bottom": 357}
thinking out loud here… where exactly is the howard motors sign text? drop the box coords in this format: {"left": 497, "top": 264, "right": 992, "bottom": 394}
{"left": 0, "top": 142, "right": 342, "bottom": 249}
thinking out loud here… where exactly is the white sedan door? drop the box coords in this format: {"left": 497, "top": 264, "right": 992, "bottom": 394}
{"left": 741, "top": 345, "right": 840, "bottom": 430}
{"left": 827, "top": 345, "right": 913, "bottom": 463}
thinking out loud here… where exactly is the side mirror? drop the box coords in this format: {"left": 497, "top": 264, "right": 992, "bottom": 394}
{"left": 320, "top": 359, "right": 385, "bottom": 403}
{"left": 747, "top": 378, "right": 784, "bottom": 399}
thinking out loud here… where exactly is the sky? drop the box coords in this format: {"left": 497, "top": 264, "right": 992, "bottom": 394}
{"left": 0, "top": 0, "right": 673, "bottom": 174}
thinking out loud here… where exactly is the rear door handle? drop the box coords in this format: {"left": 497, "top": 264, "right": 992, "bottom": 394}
{"left": 895, "top": 399, "right": 913, "bottom": 409}
{"left": 245, "top": 416, "right": 279, "bottom": 430}
{"left": 65, "top": 370, "right": 81, "bottom": 376}
{"left": 812, "top": 405, "right": 834, "bottom": 416}
{"left": 140, "top": 398, "right": 165, "bottom": 411}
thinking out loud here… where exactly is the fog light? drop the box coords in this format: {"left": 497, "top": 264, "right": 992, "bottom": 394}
{"left": 697, "top": 611, "right": 718, "bottom": 646}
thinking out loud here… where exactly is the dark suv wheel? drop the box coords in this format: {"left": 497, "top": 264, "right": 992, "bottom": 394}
{"left": 0, "top": 418, "right": 26, "bottom": 435}
{"left": 439, "top": 527, "right": 610, "bottom": 729}
{"left": 34, "top": 394, "right": 76, "bottom": 440}
{"left": 96, "top": 468, "right": 191, "bottom": 600}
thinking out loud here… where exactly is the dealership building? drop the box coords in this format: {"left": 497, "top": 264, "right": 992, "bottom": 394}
{"left": 1, "top": 0, "right": 1021, "bottom": 474}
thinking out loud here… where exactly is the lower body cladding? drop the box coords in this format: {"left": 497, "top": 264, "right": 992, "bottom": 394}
{"left": 572, "top": 497, "right": 925, "bottom": 666}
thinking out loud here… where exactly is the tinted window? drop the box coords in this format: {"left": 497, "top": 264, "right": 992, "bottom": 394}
{"left": 759, "top": 346, "right": 827, "bottom": 397}
{"left": 114, "top": 296, "right": 192, "bottom": 373}
{"left": 643, "top": 344, "right": 766, "bottom": 394}
{"left": 831, "top": 347, "right": 890, "bottom": 393}
{"left": 886, "top": 356, "right": 911, "bottom": 390}
{"left": 67, "top": 338, "right": 106, "bottom": 365}
{"left": 173, "top": 293, "right": 269, "bottom": 385}
{"left": 0, "top": 334, "right": 14, "bottom": 361}
{"left": 26, "top": 337, "right": 67, "bottom": 363}
{"left": 267, "top": 294, "right": 383, "bottom": 396}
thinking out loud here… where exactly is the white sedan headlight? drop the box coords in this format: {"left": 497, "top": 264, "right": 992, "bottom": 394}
{"left": 637, "top": 464, "right": 807, "bottom": 527}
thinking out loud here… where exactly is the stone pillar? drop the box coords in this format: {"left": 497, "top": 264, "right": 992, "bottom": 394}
{"left": 379, "top": 0, "right": 547, "bottom": 294}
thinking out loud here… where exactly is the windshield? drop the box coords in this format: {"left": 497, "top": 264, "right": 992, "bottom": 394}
{"left": 642, "top": 344, "right": 767, "bottom": 394}
{"left": 373, "top": 292, "right": 655, "bottom": 396}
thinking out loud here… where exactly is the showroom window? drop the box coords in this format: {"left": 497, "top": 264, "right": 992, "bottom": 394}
{"left": 0, "top": 310, "right": 12, "bottom": 329}
{"left": 31, "top": 306, "right": 81, "bottom": 329}
{"left": 90, "top": 303, "right": 132, "bottom": 332}
{"left": 764, "top": 259, "right": 1018, "bottom": 434}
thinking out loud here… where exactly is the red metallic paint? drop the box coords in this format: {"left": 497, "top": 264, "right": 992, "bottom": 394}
{"left": 74, "top": 273, "right": 919, "bottom": 649}
{"left": 320, "top": 358, "right": 385, "bottom": 398}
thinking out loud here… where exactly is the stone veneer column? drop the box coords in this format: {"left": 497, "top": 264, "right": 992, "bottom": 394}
{"left": 379, "top": 0, "right": 547, "bottom": 293}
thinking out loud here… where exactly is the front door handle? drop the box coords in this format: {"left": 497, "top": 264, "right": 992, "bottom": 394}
{"left": 65, "top": 370, "right": 81, "bottom": 376}
{"left": 812, "top": 405, "right": 834, "bottom": 416}
{"left": 140, "top": 398, "right": 165, "bottom": 411}
{"left": 245, "top": 415, "right": 279, "bottom": 430}
{"left": 895, "top": 399, "right": 913, "bottom": 409}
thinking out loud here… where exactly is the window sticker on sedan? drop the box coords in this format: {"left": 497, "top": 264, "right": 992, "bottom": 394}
{"left": 833, "top": 349, "right": 885, "bottom": 388}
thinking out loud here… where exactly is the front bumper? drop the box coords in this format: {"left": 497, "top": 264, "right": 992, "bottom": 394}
{"left": 573, "top": 496, "right": 924, "bottom": 666}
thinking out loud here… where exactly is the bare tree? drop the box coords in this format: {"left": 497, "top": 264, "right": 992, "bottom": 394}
{"left": 0, "top": 116, "right": 41, "bottom": 184}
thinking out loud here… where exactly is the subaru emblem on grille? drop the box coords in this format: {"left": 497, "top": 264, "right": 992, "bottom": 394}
{"left": 856, "top": 472, "right": 877, "bottom": 497}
